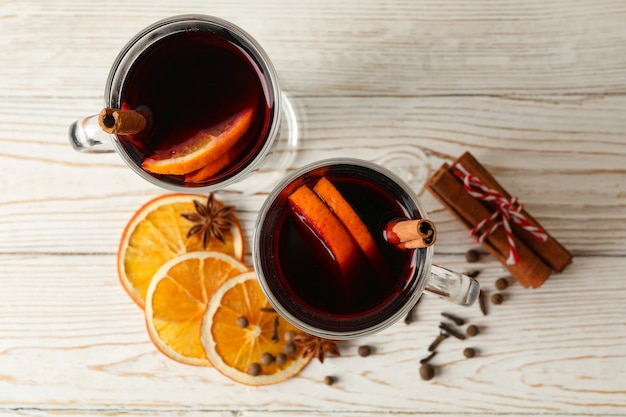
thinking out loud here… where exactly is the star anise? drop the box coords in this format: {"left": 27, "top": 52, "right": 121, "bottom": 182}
{"left": 181, "top": 193, "right": 234, "bottom": 248}
{"left": 292, "top": 333, "right": 340, "bottom": 363}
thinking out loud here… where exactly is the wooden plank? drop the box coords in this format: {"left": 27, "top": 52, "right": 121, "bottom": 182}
{"left": 0, "top": 412, "right": 621, "bottom": 417}
{"left": 1, "top": 95, "right": 624, "bottom": 255}
{"left": 0, "top": 253, "right": 623, "bottom": 413}
{"left": 1, "top": 0, "right": 626, "bottom": 97}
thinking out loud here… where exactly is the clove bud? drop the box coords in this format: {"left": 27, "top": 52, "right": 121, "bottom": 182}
{"left": 439, "top": 322, "right": 466, "bottom": 340}
{"left": 428, "top": 332, "right": 449, "bottom": 351}
{"left": 441, "top": 312, "right": 465, "bottom": 326}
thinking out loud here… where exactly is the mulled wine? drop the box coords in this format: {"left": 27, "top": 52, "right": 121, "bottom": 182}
{"left": 254, "top": 159, "right": 429, "bottom": 337}
{"left": 117, "top": 23, "right": 276, "bottom": 187}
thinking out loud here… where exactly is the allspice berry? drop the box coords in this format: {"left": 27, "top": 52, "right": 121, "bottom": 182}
{"left": 323, "top": 375, "right": 337, "bottom": 385}
{"left": 248, "top": 362, "right": 262, "bottom": 376}
{"left": 465, "top": 249, "right": 480, "bottom": 263}
{"left": 495, "top": 277, "right": 509, "bottom": 290}
{"left": 283, "top": 341, "right": 296, "bottom": 356}
{"left": 419, "top": 363, "right": 435, "bottom": 380}
{"left": 357, "top": 345, "right": 372, "bottom": 357}
{"left": 463, "top": 347, "right": 476, "bottom": 358}
{"left": 466, "top": 325, "right": 480, "bottom": 337}
{"left": 260, "top": 352, "right": 275, "bottom": 366}
{"left": 491, "top": 293, "right": 504, "bottom": 305}
{"left": 284, "top": 330, "right": 296, "bottom": 343}
{"left": 236, "top": 315, "right": 249, "bottom": 328}
{"left": 275, "top": 352, "right": 287, "bottom": 367}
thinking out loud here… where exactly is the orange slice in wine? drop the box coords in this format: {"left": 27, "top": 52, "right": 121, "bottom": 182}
{"left": 287, "top": 185, "right": 361, "bottom": 275}
{"left": 313, "top": 176, "right": 389, "bottom": 278}
{"left": 184, "top": 133, "right": 248, "bottom": 183}
{"left": 142, "top": 107, "right": 254, "bottom": 175}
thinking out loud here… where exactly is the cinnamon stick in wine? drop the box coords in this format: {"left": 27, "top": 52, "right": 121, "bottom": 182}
{"left": 397, "top": 238, "right": 436, "bottom": 250}
{"left": 98, "top": 107, "right": 150, "bottom": 135}
{"left": 385, "top": 219, "right": 437, "bottom": 249}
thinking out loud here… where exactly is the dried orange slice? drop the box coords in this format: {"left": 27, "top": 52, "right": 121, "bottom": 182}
{"left": 313, "top": 176, "right": 389, "bottom": 278}
{"left": 118, "top": 193, "right": 244, "bottom": 308}
{"left": 201, "top": 271, "right": 311, "bottom": 385}
{"left": 145, "top": 251, "right": 248, "bottom": 366}
{"left": 142, "top": 107, "right": 254, "bottom": 175}
{"left": 287, "top": 184, "right": 361, "bottom": 275}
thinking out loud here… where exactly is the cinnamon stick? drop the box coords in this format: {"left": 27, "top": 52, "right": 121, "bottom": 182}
{"left": 385, "top": 219, "right": 437, "bottom": 248}
{"left": 98, "top": 107, "right": 150, "bottom": 135}
{"left": 396, "top": 237, "right": 437, "bottom": 250}
{"left": 454, "top": 152, "right": 572, "bottom": 272}
{"left": 426, "top": 162, "right": 553, "bottom": 288}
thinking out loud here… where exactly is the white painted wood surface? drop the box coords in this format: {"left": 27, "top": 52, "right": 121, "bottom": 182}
{"left": 1, "top": 1, "right": 625, "bottom": 416}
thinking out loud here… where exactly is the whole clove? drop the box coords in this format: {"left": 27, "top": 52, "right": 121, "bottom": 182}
{"left": 271, "top": 316, "right": 279, "bottom": 343}
{"left": 428, "top": 332, "right": 449, "bottom": 351}
{"left": 261, "top": 306, "right": 277, "bottom": 313}
{"left": 439, "top": 322, "right": 466, "bottom": 340}
{"left": 404, "top": 299, "right": 420, "bottom": 324}
{"left": 420, "top": 351, "right": 437, "bottom": 364}
{"left": 478, "top": 290, "right": 488, "bottom": 316}
{"left": 441, "top": 312, "right": 465, "bottom": 326}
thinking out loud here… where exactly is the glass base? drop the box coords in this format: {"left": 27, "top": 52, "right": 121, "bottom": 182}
{"left": 375, "top": 147, "right": 431, "bottom": 194}
{"left": 224, "top": 92, "right": 300, "bottom": 195}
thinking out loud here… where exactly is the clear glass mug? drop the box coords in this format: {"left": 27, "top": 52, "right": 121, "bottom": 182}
{"left": 69, "top": 15, "right": 297, "bottom": 193}
{"left": 253, "top": 158, "right": 480, "bottom": 340}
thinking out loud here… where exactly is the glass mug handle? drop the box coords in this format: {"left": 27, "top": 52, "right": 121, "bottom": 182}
{"left": 69, "top": 114, "right": 116, "bottom": 153}
{"left": 424, "top": 265, "right": 480, "bottom": 306}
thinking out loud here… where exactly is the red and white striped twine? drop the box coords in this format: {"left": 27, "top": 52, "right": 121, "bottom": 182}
{"left": 453, "top": 163, "right": 548, "bottom": 265}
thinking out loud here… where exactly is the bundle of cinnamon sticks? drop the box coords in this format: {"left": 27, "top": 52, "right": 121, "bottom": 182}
{"left": 426, "top": 152, "right": 572, "bottom": 288}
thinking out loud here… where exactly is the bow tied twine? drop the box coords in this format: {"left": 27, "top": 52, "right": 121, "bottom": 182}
{"left": 453, "top": 164, "right": 547, "bottom": 265}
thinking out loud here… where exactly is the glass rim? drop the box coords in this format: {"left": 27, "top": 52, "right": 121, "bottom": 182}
{"left": 103, "top": 14, "right": 282, "bottom": 193}
{"left": 252, "top": 157, "right": 435, "bottom": 339}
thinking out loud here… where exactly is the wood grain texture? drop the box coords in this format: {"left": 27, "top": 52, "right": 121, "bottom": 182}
{"left": 1, "top": 0, "right": 625, "bottom": 415}
{"left": 0, "top": 254, "right": 624, "bottom": 414}
{"left": 1, "top": 95, "right": 624, "bottom": 255}
{"left": 1, "top": 1, "right": 626, "bottom": 97}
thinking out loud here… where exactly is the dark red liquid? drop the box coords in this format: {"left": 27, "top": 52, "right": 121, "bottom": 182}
{"left": 119, "top": 29, "right": 274, "bottom": 186}
{"left": 258, "top": 163, "right": 425, "bottom": 333}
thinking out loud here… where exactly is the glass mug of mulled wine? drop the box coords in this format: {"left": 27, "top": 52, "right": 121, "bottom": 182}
{"left": 253, "top": 158, "right": 480, "bottom": 340}
{"left": 69, "top": 15, "right": 297, "bottom": 192}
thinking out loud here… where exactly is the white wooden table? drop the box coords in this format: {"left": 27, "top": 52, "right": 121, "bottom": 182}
{"left": 1, "top": 1, "right": 625, "bottom": 416}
